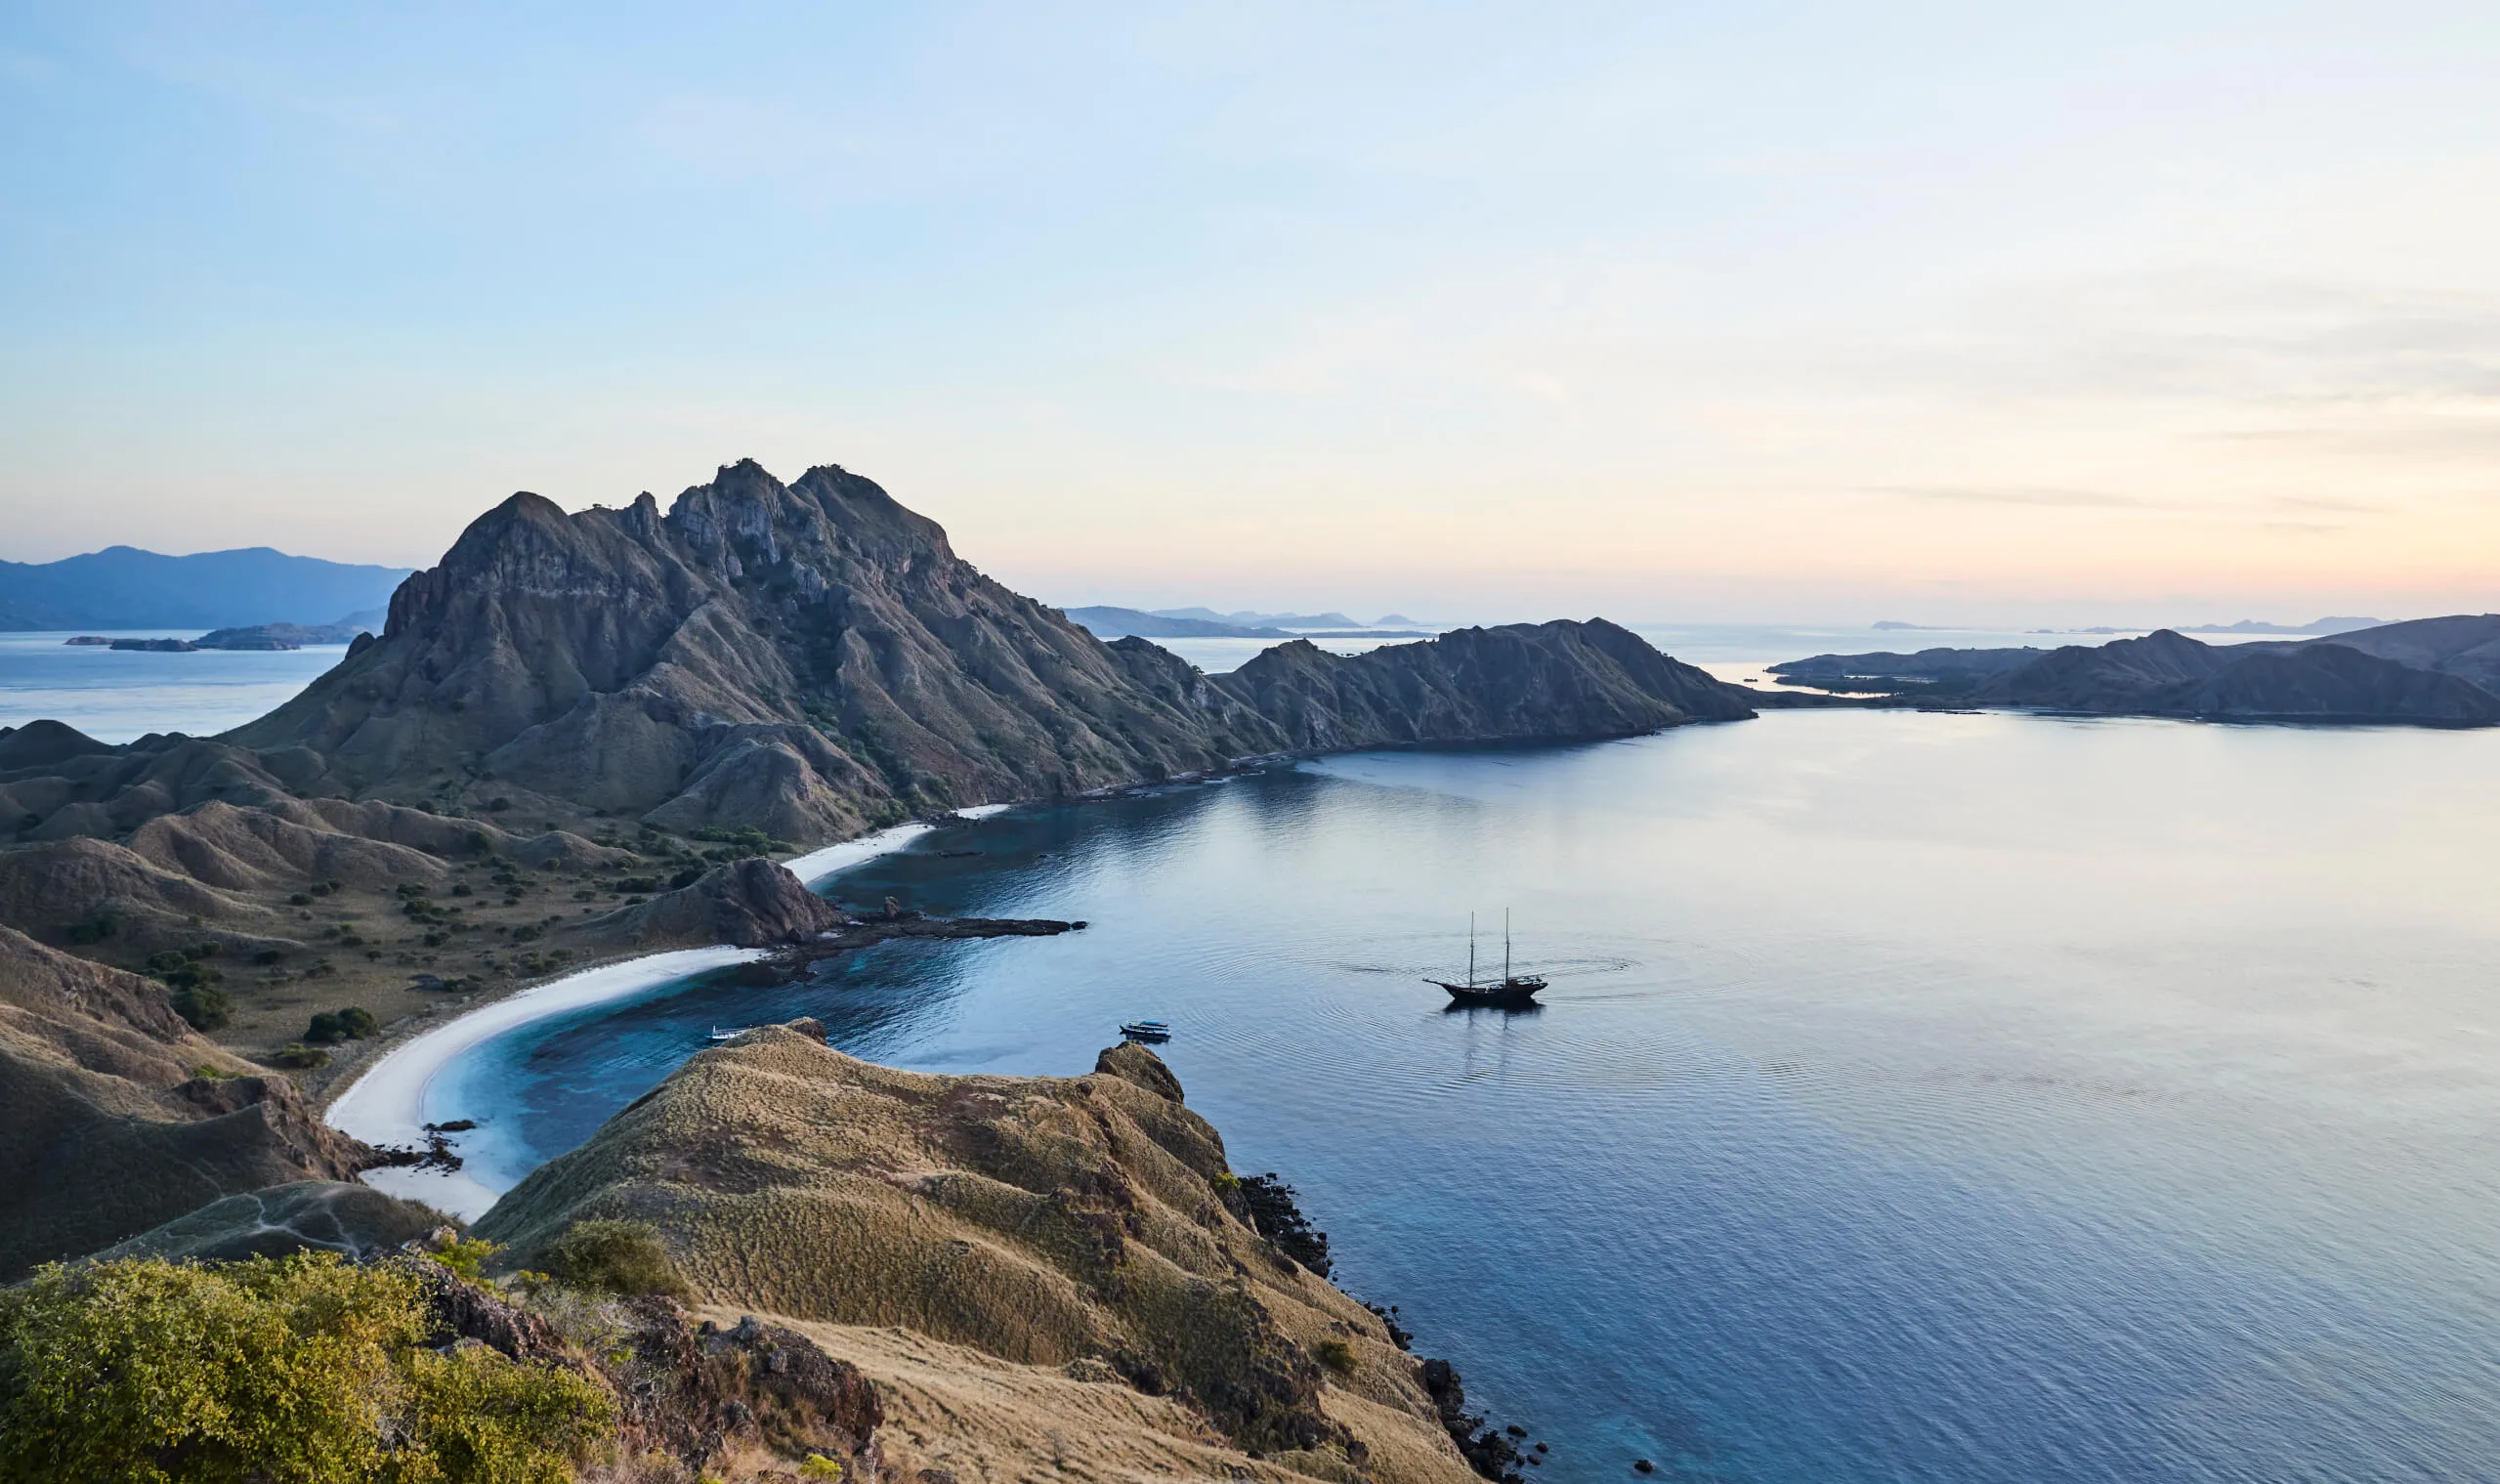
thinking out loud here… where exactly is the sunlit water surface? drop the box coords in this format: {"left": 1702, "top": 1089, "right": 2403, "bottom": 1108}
{"left": 425, "top": 710, "right": 2500, "bottom": 1484}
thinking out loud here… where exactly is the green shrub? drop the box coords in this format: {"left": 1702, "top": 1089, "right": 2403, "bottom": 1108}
{"left": 64, "top": 909, "right": 125, "bottom": 945}
{"left": 1313, "top": 1337, "right": 1357, "bottom": 1375}
{"left": 304, "top": 1007, "right": 379, "bottom": 1044}
{"left": 171, "top": 984, "right": 232, "bottom": 1032}
{"left": 800, "top": 1454, "right": 847, "bottom": 1479}
{"left": 395, "top": 1341, "right": 612, "bottom": 1484}
{"left": 0, "top": 1253, "right": 614, "bottom": 1484}
{"left": 428, "top": 1236, "right": 501, "bottom": 1283}
{"left": 538, "top": 1220, "right": 689, "bottom": 1298}
{"left": 268, "top": 1042, "right": 329, "bottom": 1070}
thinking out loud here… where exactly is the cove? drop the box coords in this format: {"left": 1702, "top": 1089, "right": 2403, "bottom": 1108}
{"left": 411, "top": 708, "right": 2500, "bottom": 1484}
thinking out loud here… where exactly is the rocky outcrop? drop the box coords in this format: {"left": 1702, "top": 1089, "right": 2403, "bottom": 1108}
{"left": 1095, "top": 1039, "right": 1187, "bottom": 1102}
{"left": 392, "top": 1251, "right": 887, "bottom": 1484}
{"left": 0, "top": 928, "right": 377, "bottom": 1276}
{"left": 473, "top": 1029, "right": 1477, "bottom": 1483}
{"left": 599, "top": 858, "right": 851, "bottom": 948}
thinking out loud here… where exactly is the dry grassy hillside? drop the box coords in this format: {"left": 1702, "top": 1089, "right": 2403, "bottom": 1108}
{"left": 0, "top": 928, "right": 373, "bottom": 1275}
{"left": 476, "top": 1030, "right": 1479, "bottom": 1484}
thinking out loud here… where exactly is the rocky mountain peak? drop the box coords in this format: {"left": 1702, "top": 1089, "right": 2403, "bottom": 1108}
{"left": 207, "top": 459, "right": 1751, "bottom": 842}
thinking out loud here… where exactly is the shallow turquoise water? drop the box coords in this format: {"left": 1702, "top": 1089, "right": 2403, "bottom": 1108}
{"left": 429, "top": 709, "right": 2500, "bottom": 1481}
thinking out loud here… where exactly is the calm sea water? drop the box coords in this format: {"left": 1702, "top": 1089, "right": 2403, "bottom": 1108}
{"left": 0, "top": 631, "right": 350, "bottom": 742}
{"left": 429, "top": 709, "right": 2500, "bottom": 1484}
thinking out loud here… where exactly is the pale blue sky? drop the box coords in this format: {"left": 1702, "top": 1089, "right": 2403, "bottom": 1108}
{"left": 5, "top": 3, "right": 2499, "bottom": 623}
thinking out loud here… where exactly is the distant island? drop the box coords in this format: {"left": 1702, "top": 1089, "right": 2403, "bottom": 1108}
{"left": 1066, "top": 604, "right": 1432, "bottom": 641}
{"left": 2171, "top": 616, "right": 2386, "bottom": 635}
{"left": 1883, "top": 617, "right": 2390, "bottom": 637}
{"left": 1149, "top": 605, "right": 1419, "bottom": 629}
{"left": 1062, "top": 605, "right": 1294, "bottom": 639}
{"left": 57, "top": 613, "right": 384, "bottom": 653}
{"left": 1766, "top": 616, "right": 2500, "bottom": 726}
{"left": 0, "top": 546, "right": 409, "bottom": 631}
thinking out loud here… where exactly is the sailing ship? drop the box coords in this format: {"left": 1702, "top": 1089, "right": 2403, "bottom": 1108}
{"left": 1427, "top": 912, "right": 1546, "bottom": 1006}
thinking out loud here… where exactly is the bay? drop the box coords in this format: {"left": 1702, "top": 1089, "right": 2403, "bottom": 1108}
{"left": 431, "top": 709, "right": 2500, "bottom": 1484}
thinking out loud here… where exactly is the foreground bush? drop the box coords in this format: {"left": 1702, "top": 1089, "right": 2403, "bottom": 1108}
{"left": 0, "top": 1253, "right": 613, "bottom": 1484}
{"left": 536, "top": 1220, "right": 689, "bottom": 1298}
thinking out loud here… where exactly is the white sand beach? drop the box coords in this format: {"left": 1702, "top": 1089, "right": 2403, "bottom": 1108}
{"left": 325, "top": 813, "right": 1005, "bottom": 1219}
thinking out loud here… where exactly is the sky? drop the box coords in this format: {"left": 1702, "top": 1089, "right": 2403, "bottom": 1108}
{"left": 3, "top": 3, "right": 2499, "bottom": 626}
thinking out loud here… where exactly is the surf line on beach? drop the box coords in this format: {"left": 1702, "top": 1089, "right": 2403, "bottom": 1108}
{"left": 322, "top": 812, "right": 1008, "bottom": 1219}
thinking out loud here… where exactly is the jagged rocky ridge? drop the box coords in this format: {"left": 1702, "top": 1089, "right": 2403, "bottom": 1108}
{"left": 209, "top": 459, "right": 1751, "bottom": 840}
{"left": 7, "top": 461, "right": 1751, "bottom": 856}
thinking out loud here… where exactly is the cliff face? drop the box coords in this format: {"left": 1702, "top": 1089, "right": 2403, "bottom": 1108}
{"left": 231, "top": 462, "right": 1272, "bottom": 840}
{"left": 473, "top": 1026, "right": 1478, "bottom": 1484}
{"left": 0, "top": 928, "right": 374, "bottom": 1277}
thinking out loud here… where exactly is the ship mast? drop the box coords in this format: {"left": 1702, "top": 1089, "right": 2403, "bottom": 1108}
{"left": 1467, "top": 912, "right": 1476, "bottom": 988}
{"left": 1504, "top": 909, "right": 1511, "bottom": 984}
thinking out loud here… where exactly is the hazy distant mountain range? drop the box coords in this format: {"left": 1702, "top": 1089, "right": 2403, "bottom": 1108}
{"left": 2171, "top": 616, "right": 2386, "bottom": 634}
{"left": 0, "top": 546, "right": 413, "bottom": 631}
{"left": 1066, "top": 605, "right": 1429, "bottom": 640}
{"left": 1153, "top": 606, "right": 1422, "bottom": 628}
{"left": 1883, "top": 616, "right": 2389, "bottom": 636}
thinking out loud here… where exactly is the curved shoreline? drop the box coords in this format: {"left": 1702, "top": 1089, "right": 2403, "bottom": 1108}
{"left": 328, "top": 947, "right": 765, "bottom": 1217}
{"left": 782, "top": 805, "right": 1012, "bottom": 885}
{"left": 322, "top": 814, "right": 998, "bottom": 1220}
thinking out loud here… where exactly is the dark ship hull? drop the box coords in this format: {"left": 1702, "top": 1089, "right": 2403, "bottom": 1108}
{"left": 1428, "top": 976, "right": 1547, "bottom": 1006}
